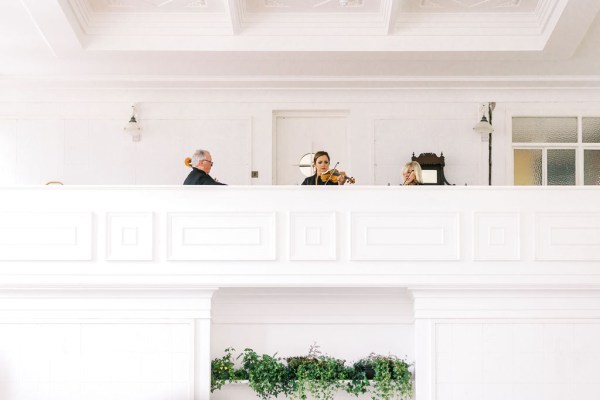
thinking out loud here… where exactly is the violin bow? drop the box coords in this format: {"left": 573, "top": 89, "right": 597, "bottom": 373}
{"left": 323, "top": 162, "right": 339, "bottom": 184}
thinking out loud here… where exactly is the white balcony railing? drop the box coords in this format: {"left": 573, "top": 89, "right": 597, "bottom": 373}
{"left": 0, "top": 185, "right": 598, "bottom": 287}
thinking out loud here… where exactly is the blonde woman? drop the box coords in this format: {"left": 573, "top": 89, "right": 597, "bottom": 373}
{"left": 402, "top": 161, "right": 422, "bottom": 185}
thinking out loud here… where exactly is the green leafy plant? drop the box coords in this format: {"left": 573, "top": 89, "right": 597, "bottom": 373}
{"left": 344, "top": 363, "right": 370, "bottom": 397}
{"left": 210, "top": 346, "right": 414, "bottom": 400}
{"left": 211, "top": 347, "right": 238, "bottom": 392}
{"left": 240, "top": 348, "right": 291, "bottom": 400}
{"left": 286, "top": 343, "right": 346, "bottom": 400}
{"left": 356, "top": 354, "right": 413, "bottom": 400}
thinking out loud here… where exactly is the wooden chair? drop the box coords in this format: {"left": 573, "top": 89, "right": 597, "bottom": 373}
{"left": 411, "top": 152, "right": 453, "bottom": 185}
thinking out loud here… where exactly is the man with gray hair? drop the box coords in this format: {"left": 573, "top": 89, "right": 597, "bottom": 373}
{"left": 183, "top": 149, "right": 226, "bottom": 185}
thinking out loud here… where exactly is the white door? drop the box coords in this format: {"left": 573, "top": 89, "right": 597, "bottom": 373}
{"left": 275, "top": 112, "right": 349, "bottom": 185}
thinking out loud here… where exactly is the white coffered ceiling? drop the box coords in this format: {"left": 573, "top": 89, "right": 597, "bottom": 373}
{"left": 2, "top": 0, "right": 600, "bottom": 88}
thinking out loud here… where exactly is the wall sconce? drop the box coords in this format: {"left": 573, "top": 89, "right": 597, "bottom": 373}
{"left": 124, "top": 104, "right": 141, "bottom": 142}
{"left": 473, "top": 102, "right": 495, "bottom": 185}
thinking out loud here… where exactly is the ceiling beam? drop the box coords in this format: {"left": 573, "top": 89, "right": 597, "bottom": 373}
{"left": 19, "top": 0, "right": 85, "bottom": 56}
{"left": 224, "top": 0, "right": 241, "bottom": 35}
{"left": 383, "top": 0, "right": 400, "bottom": 35}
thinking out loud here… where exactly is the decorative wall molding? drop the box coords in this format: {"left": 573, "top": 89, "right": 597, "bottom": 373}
{"left": 411, "top": 286, "right": 600, "bottom": 400}
{"left": 0, "top": 285, "right": 216, "bottom": 400}
{"left": 474, "top": 212, "right": 520, "bottom": 261}
{"left": 7, "top": 74, "right": 600, "bottom": 90}
{"left": 167, "top": 212, "right": 276, "bottom": 260}
{"left": 535, "top": 213, "right": 600, "bottom": 261}
{"left": 0, "top": 212, "right": 92, "bottom": 261}
{"left": 106, "top": 212, "right": 154, "bottom": 261}
{"left": 0, "top": 286, "right": 217, "bottom": 319}
{"left": 289, "top": 212, "right": 336, "bottom": 261}
{"left": 96, "top": 0, "right": 208, "bottom": 11}
{"left": 0, "top": 187, "right": 597, "bottom": 274}
{"left": 0, "top": 319, "right": 196, "bottom": 400}
{"left": 350, "top": 212, "right": 460, "bottom": 260}
{"left": 420, "top": 0, "right": 526, "bottom": 10}
{"left": 67, "top": 0, "right": 230, "bottom": 37}
{"left": 18, "top": 0, "right": 576, "bottom": 52}
{"left": 212, "top": 288, "right": 414, "bottom": 324}
{"left": 430, "top": 317, "right": 600, "bottom": 400}
{"left": 410, "top": 288, "right": 600, "bottom": 319}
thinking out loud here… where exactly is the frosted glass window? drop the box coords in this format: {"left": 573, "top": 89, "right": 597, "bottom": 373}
{"left": 514, "top": 149, "right": 542, "bottom": 185}
{"left": 582, "top": 118, "right": 600, "bottom": 143}
{"left": 547, "top": 149, "right": 576, "bottom": 185}
{"left": 512, "top": 117, "right": 577, "bottom": 143}
{"left": 584, "top": 150, "right": 600, "bottom": 185}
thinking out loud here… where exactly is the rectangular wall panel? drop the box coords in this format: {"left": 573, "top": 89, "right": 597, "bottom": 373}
{"left": 106, "top": 212, "right": 154, "bottom": 261}
{"left": 0, "top": 321, "right": 193, "bottom": 400}
{"left": 434, "top": 321, "right": 600, "bottom": 400}
{"left": 536, "top": 213, "right": 600, "bottom": 260}
{"left": 474, "top": 212, "right": 521, "bottom": 261}
{"left": 351, "top": 212, "right": 459, "bottom": 260}
{"left": 289, "top": 212, "right": 337, "bottom": 261}
{"left": 0, "top": 213, "right": 92, "bottom": 260}
{"left": 167, "top": 212, "right": 276, "bottom": 260}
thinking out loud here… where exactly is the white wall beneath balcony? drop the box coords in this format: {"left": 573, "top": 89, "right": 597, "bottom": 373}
{"left": 0, "top": 286, "right": 215, "bottom": 400}
{"left": 2, "top": 87, "right": 600, "bottom": 186}
{"left": 210, "top": 288, "right": 414, "bottom": 359}
{"left": 0, "top": 322, "right": 193, "bottom": 400}
{"left": 210, "top": 288, "right": 415, "bottom": 400}
{"left": 0, "top": 186, "right": 598, "bottom": 400}
{"left": 412, "top": 289, "right": 600, "bottom": 400}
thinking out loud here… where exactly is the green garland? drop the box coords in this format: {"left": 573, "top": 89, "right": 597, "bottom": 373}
{"left": 240, "top": 348, "right": 292, "bottom": 400}
{"left": 211, "top": 347, "right": 413, "bottom": 400}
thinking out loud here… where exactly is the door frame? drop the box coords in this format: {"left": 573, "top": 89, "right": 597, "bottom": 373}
{"left": 272, "top": 110, "right": 350, "bottom": 185}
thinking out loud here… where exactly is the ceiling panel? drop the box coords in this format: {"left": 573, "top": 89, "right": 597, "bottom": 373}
{"left": 245, "top": 0, "right": 374, "bottom": 13}
{"left": 411, "top": 0, "right": 538, "bottom": 12}
{"left": 5, "top": 0, "right": 600, "bottom": 88}
{"left": 88, "top": 0, "right": 219, "bottom": 12}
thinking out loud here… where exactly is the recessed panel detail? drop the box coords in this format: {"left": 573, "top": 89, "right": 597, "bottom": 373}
{"left": 536, "top": 213, "right": 600, "bottom": 260}
{"left": 351, "top": 212, "right": 459, "bottom": 260}
{"left": 106, "top": 212, "right": 153, "bottom": 261}
{"left": 474, "top": 213, "right": 520, "bottom": 261}
{"left": 168, "top": 212, "right": 275, "bottom": 260}
{"left": 289, "top": 212, "right": 336, "bottom": 261}
{"left": 0, "top": 213, "right": 92, "bottom": 260}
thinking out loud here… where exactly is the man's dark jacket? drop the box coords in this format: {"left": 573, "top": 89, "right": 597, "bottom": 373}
{"left": 183, "top": 168, "right": 226, "bottom": 185}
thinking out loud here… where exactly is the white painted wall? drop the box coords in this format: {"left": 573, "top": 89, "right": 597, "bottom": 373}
{"left": 1, "top": 85, "right": 600, "bottom": 400}
{"left": 0, "top": 186, "right": 598, "bottom": 400}
{"left": 412, "top": 289, "right": 600, "bottom": 400}
{"left": 4, "top": 87, "right": 600, "bottom": 186}
{"left": 0, "top": 286, "right": 214, "bottom": 400}
{"left": 0, "top": 322, "right": 192, "bottom": 400}
{"left": 211, "top": 288, "right": 415, "bottom": 400}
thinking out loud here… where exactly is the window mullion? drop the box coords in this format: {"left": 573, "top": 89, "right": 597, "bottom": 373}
{"left": 578, "top": 116, "right": 583, "bottom": 185}
{"left": 542, "top": 148, "right": 547, "bottom": 185}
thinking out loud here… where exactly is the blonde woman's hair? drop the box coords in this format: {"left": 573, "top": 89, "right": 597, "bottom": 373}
{"left": 402, "top": 161, "right": 423, "bottom": 184}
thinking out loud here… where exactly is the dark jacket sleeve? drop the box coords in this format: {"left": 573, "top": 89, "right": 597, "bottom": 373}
{"left": 184, "top": 168, "right": 226, "bottom": 185}
{"left": 301, "top": 175, "right": 315, "bottom": 185}
{"left": 205, "top": 179, "right": 226, "bottom": 185}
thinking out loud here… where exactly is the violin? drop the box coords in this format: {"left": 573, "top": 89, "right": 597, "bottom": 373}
{"left": 320, "top": 169, "right": 356, "bottom": 184}
{"left": 184, "top": 157, "right": 192, "bottom": 168}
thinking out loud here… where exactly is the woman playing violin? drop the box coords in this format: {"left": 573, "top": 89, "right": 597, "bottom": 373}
{"left": 301, "top": 151, "right": 349, "bottom": 185}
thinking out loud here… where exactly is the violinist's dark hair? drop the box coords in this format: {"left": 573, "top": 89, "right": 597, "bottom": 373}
{"left": 313, "top": 151, "right": 330, "bottom": 166}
